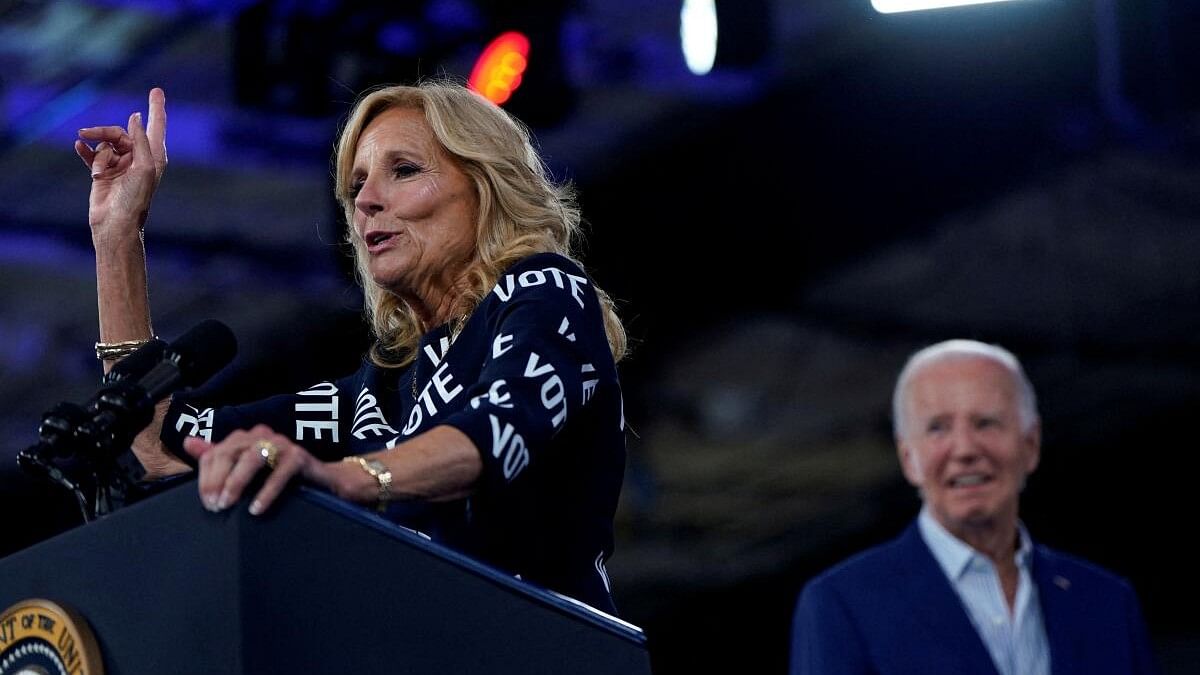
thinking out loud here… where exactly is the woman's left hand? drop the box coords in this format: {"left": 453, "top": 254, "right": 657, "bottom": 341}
{"left": 76, "top": 88, "right": 168, "bottom": 237}
{"left": 183, "top": 424, "right": 335, "bottom": 515}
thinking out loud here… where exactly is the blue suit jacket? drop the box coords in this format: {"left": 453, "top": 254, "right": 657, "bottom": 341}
{"left": 790, "top": 522, "right": 1160, "bottom": 675}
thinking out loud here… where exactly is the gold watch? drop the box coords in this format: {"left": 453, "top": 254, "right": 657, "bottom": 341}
{"left": 342, "top": 456, "right": 393, "bottom": 512}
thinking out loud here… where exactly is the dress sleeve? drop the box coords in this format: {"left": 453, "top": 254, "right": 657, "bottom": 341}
{"left": 438, "top": 255, "right": 616, "bottom": 493}
{"left": 160, "top": 369, "right": 363, "bottom": 462}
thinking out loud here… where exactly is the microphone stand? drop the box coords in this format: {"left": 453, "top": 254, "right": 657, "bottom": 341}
{"left": 18, "top": 320, "right": 236, "bottom": 522}
{"left": 17, "top": 447, "right": 90, "bottom": 523}
{"left": 19, "top": 389, "right": 146, "bottom": 523}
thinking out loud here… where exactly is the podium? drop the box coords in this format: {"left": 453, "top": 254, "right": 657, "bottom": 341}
{"left": 0, "top": 481, "right": 652, "bottom": 674}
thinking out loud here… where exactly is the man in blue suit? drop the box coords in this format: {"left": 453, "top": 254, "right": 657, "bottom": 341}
{"left": 790, "top": 339, "right": 1159, "bottom": 675}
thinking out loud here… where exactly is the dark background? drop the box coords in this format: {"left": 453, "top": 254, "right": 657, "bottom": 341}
{"left": 1, "top": 1, "right": 1198, "bottom": 673}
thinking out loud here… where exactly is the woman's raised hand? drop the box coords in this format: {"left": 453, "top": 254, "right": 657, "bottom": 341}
{"left": 74, "top": 87, "right": 168, "bottom": 237}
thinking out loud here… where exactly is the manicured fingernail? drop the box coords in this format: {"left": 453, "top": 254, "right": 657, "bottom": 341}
{"left": 217, "top": 489, "right": 231, "bottom": 510}
{"left": 249, "top": 500, "right": 263, "bottom": 516}
{"left": 132, "top": 112, "right": 142, "bottom": 126}
{"left": 204, "top": 494, "right": 219, "bottom": 512}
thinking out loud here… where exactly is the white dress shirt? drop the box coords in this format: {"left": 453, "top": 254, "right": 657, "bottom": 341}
{"left": 918, "top": 506, "right": 1051, "bottom": 675}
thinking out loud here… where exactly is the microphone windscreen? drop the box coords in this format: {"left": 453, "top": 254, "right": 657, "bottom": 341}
{"left": 164, "top": 319, "right": 238, "bottom": 387}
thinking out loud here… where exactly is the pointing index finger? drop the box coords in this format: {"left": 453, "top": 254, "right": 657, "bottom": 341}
{"left": 145, "top": 87, "right": 167, "bottom": 164}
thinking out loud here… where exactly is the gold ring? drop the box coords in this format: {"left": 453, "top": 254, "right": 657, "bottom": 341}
{"left": 254, "top": 440, "right": 279, "bottom": 470}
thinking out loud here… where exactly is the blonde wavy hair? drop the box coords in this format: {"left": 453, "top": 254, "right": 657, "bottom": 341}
{"left": 334, "top": 80, "right": 626, "bottom": 368}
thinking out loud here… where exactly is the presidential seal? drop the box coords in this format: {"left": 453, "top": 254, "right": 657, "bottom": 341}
{"left": 0, "top": 599, "right": 103, "bottom": 675}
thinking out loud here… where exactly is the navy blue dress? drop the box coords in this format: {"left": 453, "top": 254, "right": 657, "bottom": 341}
{"left": 162, "top": 253, "right": 626, "bottom": 614}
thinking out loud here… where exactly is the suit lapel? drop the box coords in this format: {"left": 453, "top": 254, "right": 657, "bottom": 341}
{"left": 1032, "top": 546, "right": 1077, "bottom": 675}
{"left": 895, "top": 524, "right": 1001, "bottom": 675}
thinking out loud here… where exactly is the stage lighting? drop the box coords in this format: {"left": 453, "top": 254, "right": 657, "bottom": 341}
{"left": 679, "top": 0, "right": 770, "bottom": 76}
{"left": 681, "top": 0, "right": 718, "bottom": 75}
{"left": 872, "top": 0, "right": 1031, "bottom": 14}
{"left": 469, "top": 31, "right": 531, "bottom": 105}
{"left": 467, "top": 3, "right": 577, "bottom": 130}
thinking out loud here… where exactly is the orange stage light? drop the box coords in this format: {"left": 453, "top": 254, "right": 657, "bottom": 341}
{"left": 469, "top": 31, "right": 531, "bottom": 105}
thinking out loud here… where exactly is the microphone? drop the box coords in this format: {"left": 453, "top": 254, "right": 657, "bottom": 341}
{"left": 32, "top": 319, "right": 237, "bottom": 461}
{"left": 92, "top": 319, "right": 238, "bottom": 450}
{"left": 121, "top": 319, "right": 238, "bottom": 410}
{"left": 19, "top": 319, "right": 237, "bottom": 519}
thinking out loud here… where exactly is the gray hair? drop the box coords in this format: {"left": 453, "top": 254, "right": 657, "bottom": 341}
{"left": 891, "top": 339, "right": 1039, "bottom": 441}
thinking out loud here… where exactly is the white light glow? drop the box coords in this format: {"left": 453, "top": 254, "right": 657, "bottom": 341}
{"left": 680, "top": 0, "right": 718, "bottom": 76}
{"left": 872, "top": 0, "right": 1028, "bottom": 13}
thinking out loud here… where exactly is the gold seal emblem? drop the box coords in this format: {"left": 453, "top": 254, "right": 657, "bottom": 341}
{"left": 0, "top": 599, "right": 103, "bottom": 675}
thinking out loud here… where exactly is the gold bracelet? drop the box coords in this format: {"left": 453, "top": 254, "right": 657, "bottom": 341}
{"left": 342, "top": 455, "right": 393, "bottom": 512}
{"left": 95, "top": 337, "right": 156, "bottom": 361}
